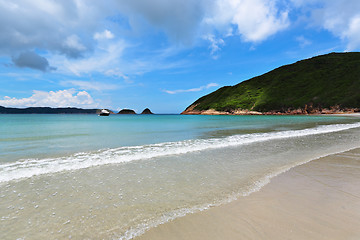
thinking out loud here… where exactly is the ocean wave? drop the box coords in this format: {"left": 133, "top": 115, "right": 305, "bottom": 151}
{"left": 1, "top": 122, "right": 360, "bottom": 183}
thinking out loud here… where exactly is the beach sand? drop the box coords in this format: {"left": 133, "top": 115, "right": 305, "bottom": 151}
{"left": 136, "top": 148, "right": 360, "bottom": 240}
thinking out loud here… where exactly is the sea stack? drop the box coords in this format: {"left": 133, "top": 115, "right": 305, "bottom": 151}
{"left": 141, "top": 108, "right": 153, "bottom": 114}
{"left": 118, "top": 109, "right": 136, "bottom": 114}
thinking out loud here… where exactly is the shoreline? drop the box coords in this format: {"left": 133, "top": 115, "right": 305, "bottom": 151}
{"left": 136, "top": 147, "right": 360, "bottom": 240}
{"left": 181, "top": 108, "right": 360, "bottom": 115}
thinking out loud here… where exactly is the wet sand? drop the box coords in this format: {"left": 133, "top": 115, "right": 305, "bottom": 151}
{"left": 136, "top": 148, "right": 360, "bottom": 240}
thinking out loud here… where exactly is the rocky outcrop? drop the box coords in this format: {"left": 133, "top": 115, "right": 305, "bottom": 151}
{"left": 141, "top": 108, "right": 153, "bottom": 114}
{"left": 118, "top": 109, "right": 136, "bottom": 114}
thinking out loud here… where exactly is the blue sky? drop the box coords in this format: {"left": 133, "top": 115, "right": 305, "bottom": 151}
{"left": 1, "top": 0, "right": 360, "bottom": 113}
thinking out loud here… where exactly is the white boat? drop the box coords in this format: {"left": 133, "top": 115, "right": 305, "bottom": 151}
{"left": 99, "top": 109, "right": 110, "bottom": 116}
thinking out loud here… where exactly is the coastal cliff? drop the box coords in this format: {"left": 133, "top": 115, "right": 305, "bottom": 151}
{"left": 182, "top": 52, "right": 360, "bottom": 115}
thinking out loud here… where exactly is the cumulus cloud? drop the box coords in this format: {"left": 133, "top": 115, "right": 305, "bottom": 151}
{"left": 116, "top": 0, "right": 290, "bottom": 45}
{"left": 12, "top": 51, "right": 56, "bottom": 72}
{"left": 4, "top": 0, "right": 360, "bottom": 75}
{"left": 0, "top": 0, "right": 206, "bottom": 61}
{"left": 0, "top": 1, "right": 291, "bottom": 60}
{"left": 0, "top": 0, "right": 108, "bottom": 58}
{"left": 344, "top": 16, "right": 360, "bottom": 51}
{"left": 164, "top": 83, "right": 219, "bottom": 94}
{"left": 293, "top": 0, "right": 360, "bottom": 50}
{"left": 0, "top": 89, "right": 98, "bottom": 108}
{"left": 315, "top": 0, "right": 360, "bottom": 51}
{"left": 0, "top": 0, "right": 293, "bottom": 75}
{"left": 205, "top": 0, "right": 290, "bottom": 42}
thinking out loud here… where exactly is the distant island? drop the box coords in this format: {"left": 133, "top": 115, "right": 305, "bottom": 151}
{"left": 118, "top": 109, "right": 136, "bottom": 114}
{"left": 182, "top": 52, "right": 360, "bottom": 115}
{"left": 141, "top": 108, "right": 153, "bottom": 114}
{"left": 0, "top": 106, "right": 100, "bottom": 114}
{"left": 0, "top": 106, "right": 154, "bottom": 115}
{"left": 118, "top": 108, "right": 154, "bottom": 114}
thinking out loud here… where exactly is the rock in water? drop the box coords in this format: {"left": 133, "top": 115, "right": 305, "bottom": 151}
{"left": 141, "top": 108, "right": 153, "bottom": 114}
{"left": 118, "top": 109, "right": 136, "bottom": 114}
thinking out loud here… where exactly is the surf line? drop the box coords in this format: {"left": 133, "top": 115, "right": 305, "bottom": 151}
{"left": 1, "top": 122, "right": 360, "bottom": 183}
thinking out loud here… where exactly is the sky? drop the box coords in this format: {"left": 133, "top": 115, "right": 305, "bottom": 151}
{"left": 1, "top": 0, "right": 360, "bottom": 113}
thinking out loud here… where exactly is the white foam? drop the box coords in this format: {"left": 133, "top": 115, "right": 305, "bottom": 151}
{"left": 1, "top": 122, "right": 360, "bottom": 183}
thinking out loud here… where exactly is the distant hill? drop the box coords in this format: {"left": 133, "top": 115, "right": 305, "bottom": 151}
{"left": 0, "top": 106, "right": 99, "bottom": 114}
{"left": 182, "top": 52, "right": 360, "bottom": 115}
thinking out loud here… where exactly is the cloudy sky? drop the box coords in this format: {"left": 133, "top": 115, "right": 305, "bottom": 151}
{"left": 1, "top": 0, "right": 360, "bottom": 113}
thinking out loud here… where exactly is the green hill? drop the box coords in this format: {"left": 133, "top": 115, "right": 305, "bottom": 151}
{"left": 182, "top": 52, "right": 360, "bottom": 114}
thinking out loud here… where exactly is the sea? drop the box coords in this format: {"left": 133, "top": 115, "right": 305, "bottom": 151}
{"left": 1, "top": 114, "right": 360, "bottom": 239}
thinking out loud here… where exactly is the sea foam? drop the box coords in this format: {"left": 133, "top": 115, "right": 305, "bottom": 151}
{"left": 1, "top": 122, "right": 360, "bottom": 183}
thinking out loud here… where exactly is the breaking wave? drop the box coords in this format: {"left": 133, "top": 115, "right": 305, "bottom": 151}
{"left": 1, "top": 122, "right": 360, "bottom": 183}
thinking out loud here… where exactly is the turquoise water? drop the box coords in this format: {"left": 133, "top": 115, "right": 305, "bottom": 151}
{"left": 1, "top": 114, "right": 357, "bottom": 162}
{"left": 1, "top": 114, "right": 360, "bottom": 239}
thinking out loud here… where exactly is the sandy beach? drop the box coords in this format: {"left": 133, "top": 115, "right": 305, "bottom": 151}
{"left": 137, "top": 148, "right": 360, "bottom": 240}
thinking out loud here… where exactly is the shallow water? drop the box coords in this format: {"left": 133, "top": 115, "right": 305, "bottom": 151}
{"left": 0, "top": 114, "right": 360, "bottom": 239}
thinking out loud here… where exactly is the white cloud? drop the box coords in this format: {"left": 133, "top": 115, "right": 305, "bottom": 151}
{"left": 0, "top": 0, "right": 114, "bottom": 57}
{"left": 164, "top": 83, "right": 219, "bottom": 94}
{"left": 205, "top": 0, "right": 290, "bottom": 42}
{"left": 0, "top": 0, "right": 290, "bottom": 58}
{"left": 203, "top": 34, "right": 225, "bottom": 58}
{"left": 64, "top": 35, "right": 86, "bottom": 52}
{"left": 94, "top": 30, "right": 115, "bottom": 40}
{"left": 2, "top": 0, "right": 360, "bottom": 88}
{"left": 61, "top": 80, "right": 119, "bottom": 91}
{"left": 316, "top": 1, "right": 360, "bottom": 51}
{"left": 53, "top": 40, "right": 127, "bottom": 76}
{"left": 0, "top": 0, "right": 294, "bottom": 77}
{"left": 342, "top": 15, "right": 360, "bottom": 51}
{"left": 293, "top": 0, "right": 360, "bottom": 50}
{"left": 7, "top": 0, "right": 360, "bottom": 78}
{"left": 114, "top": 0, "right": 290, "bottom": 46}
{"left": 0, "top": 89, "right": 98, "bottom": 108}
{"left": 9, "top": 0, "right": 360, "bottom": 77}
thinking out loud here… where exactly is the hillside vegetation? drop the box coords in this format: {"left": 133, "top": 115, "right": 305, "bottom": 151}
{"left": 183, "top": 52, "right": 360, "bottom": 114}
